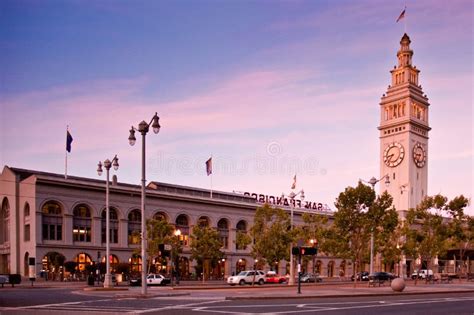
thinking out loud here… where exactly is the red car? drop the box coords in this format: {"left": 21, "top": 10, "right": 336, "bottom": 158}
{"left": 265, "top": 271, "right": 287, "bottom": 284}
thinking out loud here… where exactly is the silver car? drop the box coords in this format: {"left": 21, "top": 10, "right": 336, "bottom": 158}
{"left": 227, "top": 270, "right": 266, "bottom": 286}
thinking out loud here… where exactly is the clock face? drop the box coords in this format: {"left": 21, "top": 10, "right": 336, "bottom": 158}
{"left": 413, "top": 143, "right": 427, "bottom": 168}
{"left": 384, "top": 142, "right": 405, "bottom": 167}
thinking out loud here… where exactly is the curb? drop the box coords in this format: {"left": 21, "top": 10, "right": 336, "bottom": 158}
{"left": 225, "top": 289, "right": 474, "bottom": 300}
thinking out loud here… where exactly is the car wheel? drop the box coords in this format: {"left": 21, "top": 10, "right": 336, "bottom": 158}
{"left": 258, "top": 279, "right": 264, "bottom": 285}
{"left": 279, "top": 279, "right": 284, "bottom": 283}
{"left": 239, "top": 279, "right": 245, "bottom": 285}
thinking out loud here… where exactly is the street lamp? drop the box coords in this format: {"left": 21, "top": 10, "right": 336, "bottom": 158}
{"left": 171, "top": 229, "right": 181, "bottom": 287}
{"left": 97, "top": 155, "right": 119, "bottom": 288}
{"left": 361, "top": 175, "right": 390, "bottom": 275}
{"left": 282, "top": 189, "right": 305, "bottom": 285}
{"left": 128, "top": 112, "right": 161, "bottom": 295}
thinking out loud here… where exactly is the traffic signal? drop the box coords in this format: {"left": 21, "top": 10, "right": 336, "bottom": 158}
{"left": 292, "top": 246, "right": 318, "bottom": 256}
{"left": 300, "top": 246, "right": 317, "bottom": 256}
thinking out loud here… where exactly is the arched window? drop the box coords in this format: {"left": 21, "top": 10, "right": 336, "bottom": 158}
{"left": 217, "top": 218, "right": 229, "bottom": 249}
{"left": 42, "top": 201, "right": 63, "bottom": 241}
{"left": 101, "top": 254, "right": 119, "bottom": 273}
{"left": 101, "top": 207, "right": 118, "bottom": 244}
{"left": 0, "top": 198, "right": 10, "bottom": 244}
{"left": 236, "top": 258, "right": 246, "bottom": 274}
{"left": 175, "top": 214, "right": 189, "bottom": 246}
{"left": 24, "top": 202, "right": 30, "bottom": 217}
{"left": 128, "top": 209, "right": 141, "bottom": 245}
{"left": 153, "top": 211, "right": 167, "bottom": 222}
{"left": 73, "top": 204, "right": 92, "bottom": 242}
{"left": 236, "top": 220, "right": 247, "bottom": 250}
{"left": 198, "top": 216, "right": 210, "bottom": 227}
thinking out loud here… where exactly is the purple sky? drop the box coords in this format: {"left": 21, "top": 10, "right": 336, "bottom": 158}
{"left": 1, "top": 0, "right": 472, "bottom": 213}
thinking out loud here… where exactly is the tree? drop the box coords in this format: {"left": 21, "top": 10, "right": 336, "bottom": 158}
{"left": 325, "top": 182, "right": 397, "bottom": 287}
{"left": 446, "top": 195, "right": 472, "bottom": 279}
{"left": 402, "top": 194, "right": 451, "bottom": 285}
{"left": 250, "top": 204, "right": 292, "bottom": 271}
{"left": 295, "top": 212, "right": 328, "bottom": 273}
{"left": 189, "top": 222, "right": 224, "bottom": 282}
{"left": 235, "top": 230, "right": 252, "bottom": 252}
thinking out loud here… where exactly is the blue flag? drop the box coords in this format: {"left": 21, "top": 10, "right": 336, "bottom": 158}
{"left": 66, "top": 130, "right": 73, "bottom": 153}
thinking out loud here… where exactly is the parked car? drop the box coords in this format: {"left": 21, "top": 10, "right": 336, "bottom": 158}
{"left": 369, "top": 272, "right": 396, "bottom": 282}
{"left": 129, "top": 274, "right": 142, "bottom": 286}
{"left": 146, "top": 274, "right": 171, "bottom": 286}
{"left": 351, "top": 271, "right": 369, "bottom": 281}
{"left": 227, "top": 270, "right": 266, "bottom": 286}
{"left": 411, "top": 269, "right": 433, "bottom": 280}
{"left": 299, "top": 272, "right": 322, "bottom": 283}
{"left": 265, "top": 271, "right": 287, "bottom": 284}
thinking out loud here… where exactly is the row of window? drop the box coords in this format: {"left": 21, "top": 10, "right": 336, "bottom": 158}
{"left": 40, "top": 201, "right": 249, "bottom": 250}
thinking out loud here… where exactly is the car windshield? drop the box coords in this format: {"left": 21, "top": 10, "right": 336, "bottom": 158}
{"left": 237, "top": 271, "right": 247, "bottom": 276}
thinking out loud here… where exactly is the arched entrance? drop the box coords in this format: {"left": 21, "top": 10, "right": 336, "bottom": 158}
{"left": 339, "top": 260, "right": 346, "bottom": 277}
{"left": 129, "top": 254, "right": 142, "bottom": 273}
{"left": 73, "top": 253, "right": 93, "bottom": 280}
{"left": 327, "top": 260, "right": 335, "bottom": 277}
{"left": 315, "top": 260, "right": 322, "bottom": 274}
{"left": 42, "top": 252, "right": 66, "bottom": 281}
{"left": 236, "top": 258, "right": 246, "bottom": 274}
{"left": 178, "top": 256, "right": 190, "bottom": 280}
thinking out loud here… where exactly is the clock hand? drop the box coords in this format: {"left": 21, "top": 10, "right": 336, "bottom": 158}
{"left": 386, "top": 153, "right": 395, "bottom": 161}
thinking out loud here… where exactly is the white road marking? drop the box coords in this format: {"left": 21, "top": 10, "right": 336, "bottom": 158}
{"left": 133, "top": 299, "right": 227, "bottom": 314}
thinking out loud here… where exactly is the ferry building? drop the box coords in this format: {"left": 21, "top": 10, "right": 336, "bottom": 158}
{"left": 0, "top": 34, "right": 466, "bottom": 281}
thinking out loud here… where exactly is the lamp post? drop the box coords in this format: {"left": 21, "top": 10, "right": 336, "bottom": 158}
{"left": 282, "top": 189, "right": 304, "bottom": 285}
{"left": 361, "top": 175, "right": 390, "bottom": 275}
{"left": 171, "top": 229, "right": 181, "bottom": 287}
{"left": 128, "top": 112, "right": 161, "bottom": 295}
{"left": 97, "top": 155, "right": 119, "bottom": 288}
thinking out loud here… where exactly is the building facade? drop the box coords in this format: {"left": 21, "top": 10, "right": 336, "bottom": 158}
{"left": 0, "top": 166, "right": 346, "bottom": 281}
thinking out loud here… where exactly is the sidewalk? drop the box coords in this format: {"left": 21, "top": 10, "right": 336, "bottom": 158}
{"left": 10, "top": 278, "right": 474, "bottom": 300}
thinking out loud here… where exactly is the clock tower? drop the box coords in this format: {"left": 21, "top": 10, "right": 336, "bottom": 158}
{"left": 378, "top": 33, "right": 430, "bottom": 217}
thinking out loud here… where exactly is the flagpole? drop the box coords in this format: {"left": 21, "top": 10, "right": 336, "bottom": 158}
{"left": 65, "top": 126, "right": 68, "bottom": 179}
{"left": 404, "top": 5, "right": 407, "bottom": 33}
{"left": 210, "top": 154, "right": 213, "bottom": 199}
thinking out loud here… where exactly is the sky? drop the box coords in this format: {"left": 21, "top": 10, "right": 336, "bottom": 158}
{"left": 1, "top": 0, "right": 472, "bottom": 214}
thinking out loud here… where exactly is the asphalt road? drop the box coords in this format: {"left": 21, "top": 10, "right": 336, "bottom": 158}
{"left": 1, "top": 288, "right": 473, "bottom": 315}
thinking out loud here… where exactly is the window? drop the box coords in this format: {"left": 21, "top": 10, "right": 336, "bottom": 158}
{"left": 73, "top": 204, "right": 92, "bottom": 242}
{"left": 101, "top": 207, "right": 118, "bottom": 244}
{"left": 42, "top": 201, "right": 63, "bottom": 241}
{"left": 198, "top": 216, "right": 210, "bottom": 227}
{"left": 1, "top": 198, "right": 10, "bottom": 244}
{"left": 175, "top": 214, "right": 190, "bottom": 246}
{"left": 217, "top": 219, "right": 229, "bottom": 249}
{"left": 24, "top": 202, "right": 30, "bottom": 217}
{"left": 128, "top": 210, "right": 141, "bottom": 245}
{"left": 153, "top": 212, "right": 167, "bottom": 221}
{"left": 236, "top": 220, "right": 248, "bottom": 250}
{"left": 24, "top": 224, "right": 30, "bottom": 242}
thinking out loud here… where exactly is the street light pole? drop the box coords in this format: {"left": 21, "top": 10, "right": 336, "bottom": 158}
{"left": 362, "top": 175, "right": 389, "bottom": 275}
{"left": 282, "top": 189, "right": 304, "bottom": 286}
{"left": 129, "top": 113, "right": 161, "bottom": 295}
{"left": 97, "top": 155, "right": 119, "bottom": 288}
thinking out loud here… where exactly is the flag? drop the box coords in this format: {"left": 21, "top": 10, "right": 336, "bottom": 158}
{"left": 66, "top": 130, "right": 73, "bottom": 153}
{"left": 206, "top": 157, "right": 212, "bottom": 176}
{"left": 396, "top": 7, "right": 406, "bottom": 23}
{"left": 291, "top": 174, "right": 296, "bottom": 189}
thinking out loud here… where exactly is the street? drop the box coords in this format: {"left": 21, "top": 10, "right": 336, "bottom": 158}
{"left": 1, "top": 286, "right": 473, "bottom": 315}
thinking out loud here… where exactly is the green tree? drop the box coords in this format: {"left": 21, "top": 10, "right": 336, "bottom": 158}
{"left": 446, "top": 195, "right": 471, "bottom": 279}
{"left": 326, "top": 182, "right": 397, "bottom": 286}
{"left": 235, "top": 230, "right": 252, "bottom": 251}
{"left": 402, "top": 194, "right": 451, "bottom": 284}
{"left": 189, "top": 222, "right": 224, "bottom": 282}
{"left": 250, "top": 204, "right": 293, "bottom": 271}
{"left": 143, "top": 218, "right": 182, "bottom": 274}
{"left": 295, "top": 212, "right": 328, "bottom": 273}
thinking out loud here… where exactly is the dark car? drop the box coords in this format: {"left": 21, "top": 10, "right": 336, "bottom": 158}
{"left": 351, "top": 271, "right": 369, "bottom": 281}
{"left": 369, "top": 272, "right": 396, "bottom": 281}
{"left": 299, "top": 273, "right": 322, "bottom": 283}
{"left": 129, "top": 274, "right": 142, "bottom": 286}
